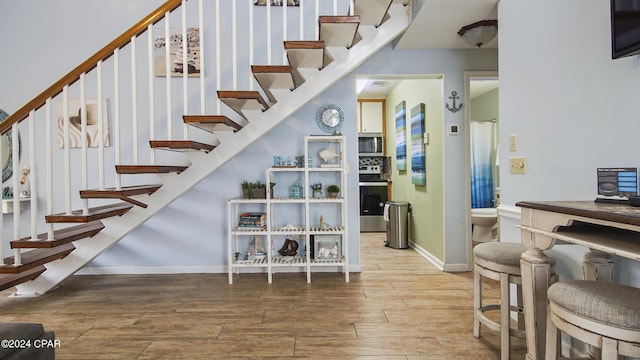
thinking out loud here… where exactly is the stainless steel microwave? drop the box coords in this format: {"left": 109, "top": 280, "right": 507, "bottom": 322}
{"left": 358, "top": 133, "right": 384, "bottom": 156}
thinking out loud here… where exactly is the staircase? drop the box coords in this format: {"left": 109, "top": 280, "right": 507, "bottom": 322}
{"left": 0, "top": 0, "right": 409, "bottom": 296}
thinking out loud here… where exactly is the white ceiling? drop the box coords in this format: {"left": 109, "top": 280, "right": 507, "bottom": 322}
{"left": 357, "top": 0, "right": 499, "bottom": 99}
{"left": 395, "top": 0, "right": 499, "bottom": 50}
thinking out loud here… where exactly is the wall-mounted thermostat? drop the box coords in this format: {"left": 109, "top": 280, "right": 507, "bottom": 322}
{"left": 448, "top": 124, "right": 460, "bottom": 135}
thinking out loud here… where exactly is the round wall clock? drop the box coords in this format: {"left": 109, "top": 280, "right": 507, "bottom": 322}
{"left": 316, "top": 104, "right": 344, "bottom": 134}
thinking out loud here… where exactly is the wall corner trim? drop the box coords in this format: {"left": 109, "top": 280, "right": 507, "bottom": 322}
{"left": 497, "top": 204, "right": 522, "bottom": 220}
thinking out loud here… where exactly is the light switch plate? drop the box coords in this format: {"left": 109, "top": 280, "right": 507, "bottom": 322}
{"left": 509, "top": 134, "right": 517, "bottom": 152}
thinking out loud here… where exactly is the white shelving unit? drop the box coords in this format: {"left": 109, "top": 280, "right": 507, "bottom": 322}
{"left": 227, "top": 135, "right": 348, "bottom": 284}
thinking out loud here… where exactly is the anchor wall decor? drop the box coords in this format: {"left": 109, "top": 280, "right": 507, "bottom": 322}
{"left": 445, "top": 91, "right": 463, "bottom": 113}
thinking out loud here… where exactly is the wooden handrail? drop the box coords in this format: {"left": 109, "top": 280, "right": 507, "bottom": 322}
{"left": 0, "top": 0, "right": 184, "bottom": 135}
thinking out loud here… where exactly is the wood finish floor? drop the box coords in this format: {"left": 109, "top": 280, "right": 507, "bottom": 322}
{"left": 0, "top": 232, "right": 525, "bottom": 359}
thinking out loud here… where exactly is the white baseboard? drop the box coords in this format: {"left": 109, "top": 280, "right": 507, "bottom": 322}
{"left": 76, "top": 266, "right": 224, "bottom": 275}
{"left": 443, "top": 263, "right": 472, "bottom": 272}
{"left": 76, "top": 264, "right": 362, "bottom": 275}
{"left": 409, "top": 241, "right": 445, "bottom": 271}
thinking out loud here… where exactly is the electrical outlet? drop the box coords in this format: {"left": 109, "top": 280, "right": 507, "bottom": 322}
{"left": 509, "top": 135, "right": 517, "bottom": 152}
{"left": 510, "top": 157, "right": 526, "bottom": 174}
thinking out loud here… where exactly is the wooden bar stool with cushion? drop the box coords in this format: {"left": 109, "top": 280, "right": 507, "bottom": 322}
{"left": 473, "top": 242, "right": 527, "bottom": 360}
{"left": 546, "top": 280, "right": 640, "bottom": 359}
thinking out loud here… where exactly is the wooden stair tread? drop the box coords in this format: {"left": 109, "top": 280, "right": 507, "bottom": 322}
{"left": 0, "top": 243, "right": 75, "bottom": 274}
{"left": 150, "top": 140, "right": 215, "bottom": 152}
{"left": 319, "top": 15, "right": 360, "bottom": 48}
{"left": 284, "top": 41, "right": 326, "bottom": 70}
{"left": 11, "top": 221, "right": 105, "bottom": 249}
{"left": 0, "top": 266, "right": 46, "bottom": 292}
{"left": 183, "top": 115, "right": 243, "bottom": 133}
{"left": 353, "top": 0, "right": 392, "bottom": 27}
{"left": 80, "top": 185, "right": 162, "bottom": 209}
{"left": 284, "top": 40, "right": 325, "bottom": 50}
{"left": 46, "top": 202, "right": 134, "bottom": 223}
{"left": 217, "top": 91, "right": 270, "bottom": 119}
{"left": 251, "top": 65, "right": 296, "bottom": 103}
{"left": 116, "top": 165, "right": 189, "bottom": 174}
{"left": 80, "top": 184, "right": 162, "bottom": 198}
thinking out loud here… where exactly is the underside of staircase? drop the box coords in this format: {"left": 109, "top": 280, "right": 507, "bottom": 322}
{"left": 0, "top": 0, "right": 408, "bottom": 296}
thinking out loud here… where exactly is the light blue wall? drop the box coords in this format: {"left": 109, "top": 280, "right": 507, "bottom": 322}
{"left": 499, "top": 0, "right": 640, "bottom": 286}
{"left": 0, "top": 1, "right": 498, "bottom": 272}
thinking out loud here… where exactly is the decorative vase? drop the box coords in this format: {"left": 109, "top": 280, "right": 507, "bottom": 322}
{"left": 19, "top": 166, "right": 30, "bottom": 198}
{"left": 313, "top": 189, "right": 322, "bottom": 198}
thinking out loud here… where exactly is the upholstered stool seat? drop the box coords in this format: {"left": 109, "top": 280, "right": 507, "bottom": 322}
{"left": 473, "top": 242, "right": 527, "bottom": 360}
{"left": 546, "top": 280, "right": 640, "bottom": 359}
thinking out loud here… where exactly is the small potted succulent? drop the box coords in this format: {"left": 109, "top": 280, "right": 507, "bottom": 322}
{"left": 326, "top": 184, "right": 340, "bottom": 198}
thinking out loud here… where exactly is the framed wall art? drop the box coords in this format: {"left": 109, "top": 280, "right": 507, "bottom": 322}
{"left": 57, "top": 98, "right": 110, "bottom": 148}
{"left": 410, "top": 103, "right": 426, "bottom": 186}
{"left": 395, "top": 101, "right": 406, "bottom": 171}
{"left": 154, "top": 28, "right": 201, "bottom": 77}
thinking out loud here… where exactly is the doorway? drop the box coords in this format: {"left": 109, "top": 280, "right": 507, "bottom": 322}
{"left": 464, "top": 71, "right": 500, "bottom": 265}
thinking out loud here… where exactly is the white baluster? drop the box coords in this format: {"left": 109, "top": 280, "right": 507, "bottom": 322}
{"left": 267, "top": 0, "right": 272, "bottom": 65}
{"left": 28, "top": 111, "right": 37, "bottom": 241}
{"left": 12, "top": 122, "right": 20, "bottom": 266}
{"left": 249, "top": 0, "right": 254, "bottom": 90}
{"left": 233, "top": 1, "right": 238, "bottom": 90}
{"left": 199, "top": 0, "right": 206, "bottom": 114}
{"left": 45, "top": 99, "right": 54, "bottom": 241}
{"left": 132, "top": 35, "right": 139, "bottom": 163}
{"left": 97, "top": 60, "right": 105, "bottom": 189}
{"left": 215, "top": 0, "right": 221, "bottom": 113}
{"left": 114, "top": 48, "right": 122, "bottom": 189}
{"left": 63, "top": 87, "right": 71, "bottom": 214}
{"left": 147, "top": 25, "right": 155, "bottom": 165}
{"left": 80, "top": 74, "right": 89, "bottom": 215}
{"left": 182, "top": 1, "right": 189, "bottom": 139}
{"left": 164, "top": 15, "right": 172, "bottom": 140}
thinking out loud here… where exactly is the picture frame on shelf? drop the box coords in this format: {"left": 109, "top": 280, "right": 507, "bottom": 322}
{"left": 313, "top": 235, "right": 341, "bottom": 262}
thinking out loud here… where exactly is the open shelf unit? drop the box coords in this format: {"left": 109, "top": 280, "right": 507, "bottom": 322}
{"left": 227, "top": 135, "right": 348, "bottom": 284}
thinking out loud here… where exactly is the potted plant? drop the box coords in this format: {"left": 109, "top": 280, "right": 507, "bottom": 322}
{"left": 326, "top": 184, "right": 340, "bottom": 198}
{"left": 241, "top": 180, "right": 275, "bottom": 199}
{"left": 311, "top": 183, "right": 323, "bottom": 198}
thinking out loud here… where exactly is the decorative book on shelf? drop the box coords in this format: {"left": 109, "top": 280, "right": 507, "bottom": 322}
{"left": 238, "top": 212, "right": 266, "bottom": 229}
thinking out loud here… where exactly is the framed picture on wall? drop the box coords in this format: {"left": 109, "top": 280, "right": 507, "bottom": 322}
{"left": 57, "top": 98, "right": 110, "bottom": 148}
{"left": 395, "top": 101, "right": 406, "bottom": 171}
{"left": 154, "top": 28, "right": 201, "bottom": 77}
{"left": 410, "top": 103, "right": 426, "bottom": 186}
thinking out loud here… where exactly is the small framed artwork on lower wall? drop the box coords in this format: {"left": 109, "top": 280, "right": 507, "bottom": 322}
{"left": 313, "top": 235, "right": 342, "bottom": 262}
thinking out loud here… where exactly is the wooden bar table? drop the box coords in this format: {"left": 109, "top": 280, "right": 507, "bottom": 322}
{"left": 516, "top": 200, "right": 640, "bottom": 360}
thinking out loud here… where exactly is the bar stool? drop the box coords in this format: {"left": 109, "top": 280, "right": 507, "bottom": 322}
{"left": 473, "top": 242, "right": 527, "bottom": 360}
{"left": 546, "top": 280, "right": 640, "bottom": 359}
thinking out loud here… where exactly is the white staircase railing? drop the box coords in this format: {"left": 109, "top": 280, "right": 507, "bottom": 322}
{"left": 0, "top": 0, "right": 351, "bottom": 266}
{"left": 0, "top": 0, "right": 410, "bottom": 295}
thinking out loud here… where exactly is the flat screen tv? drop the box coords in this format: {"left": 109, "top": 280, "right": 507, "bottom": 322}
{"left": 611, "top": 0, "right": 640, "bottom": 59}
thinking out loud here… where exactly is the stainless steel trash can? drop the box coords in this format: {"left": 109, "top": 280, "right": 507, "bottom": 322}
{"left": 385, "top": 201, "right": 410, "bottom": 249}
